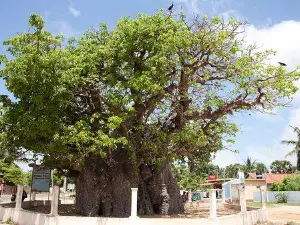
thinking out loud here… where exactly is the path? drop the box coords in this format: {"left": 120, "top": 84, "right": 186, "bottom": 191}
{"left": 268, "top": 205, "right": 300, "bottom": 223}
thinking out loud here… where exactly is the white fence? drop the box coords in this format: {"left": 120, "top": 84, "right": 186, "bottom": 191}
{"left": 253, "top": 191, "right": 300, "bottom": 203}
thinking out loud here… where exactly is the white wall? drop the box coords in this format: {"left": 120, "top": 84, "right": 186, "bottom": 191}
{"left": 0, "top": 205, "right": 268, "bottom": 225}
{"left": 253, "top": 191, "right": 300, "bottom": 203}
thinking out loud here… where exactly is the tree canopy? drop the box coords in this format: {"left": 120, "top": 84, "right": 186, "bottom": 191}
{"left": 270, "top": 160, "right": 296, "bottom": 174}
{"left": 0, "top": 162, "right": 30, "bottom": 185}
{"left": 0, "top": 12, "right": 299, "bottom": 176}
{"left": 270, "top": 175, "right": 300, "bottom": 191}
{"left": 282, "top": 126, "right": 300, "bottom": 170}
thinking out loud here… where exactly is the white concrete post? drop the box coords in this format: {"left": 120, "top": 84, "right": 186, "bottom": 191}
{"left": 239, "top": 184, "right": 247, "bottom": 213}
{"left": 222, "top": 189, "right": 226, "bottom": 204}
{"left": 130, "top": 188, "right": 138, "bottom": 218}
{"left": 50, "top": 185, "right": 60, "bottom": 216}
{"left": 209, "top": 189, "right": 217, "bottom": 219}
{"left": 15, "top": 184, "right": 23, "bottom": 210}
{"left": 63, "top": 177, "right": 67, "bottom": 193}
{"left": 188, "top": 190, "right": 192, "bottom": 203}
{"left": 260, "top": 190, "right": 266, "bottom": 209}
{"left": 32, "top": 192, "right": 36, "bottom": 201}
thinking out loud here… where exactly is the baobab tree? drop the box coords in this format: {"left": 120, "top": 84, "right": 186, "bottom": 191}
{"left": 0, "top": 12, "right": 299, "bottom": 217}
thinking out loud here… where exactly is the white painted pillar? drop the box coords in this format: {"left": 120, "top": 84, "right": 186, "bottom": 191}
{"left": 222, "top": 189, "right": 226, "bottom": 204}
{"left": 50, "top": 185, "right": 60, "bottom": 216}
{"left": 239, "top": 185, "right": 247, "bottom": 213}
{"left": 32, "top": 192, "right": 36, "bottom": 201}
{"left": 260, "top": 190, "right": 266, "bottom": 209}
{"left": 188, "top": 190, "right": 192, "bottom": 203}
{"left": 15, "top": 184, "right": 23, "bottom": 210}
{"left": 130, "top": 188, "right": 138, "bottom": 218}
{"left": 63, "top": 177, "right": 67, "bottom": 193}
{"left": 209, "top": 189, "right": 217, "bottom": 219}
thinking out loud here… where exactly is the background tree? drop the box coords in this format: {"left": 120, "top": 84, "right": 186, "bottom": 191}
{"left": 243, "top": 157, "right": 257, "bottom": 174}
{"left": 0, "top": 162, "right": 30, "bottom": 185}
{"left": 270, "top": 176, "right": 300, "bottom": 191}
{"left": 256, "top": 162, "right": 269, "bottom": 174}
{"left": 224, "top": 163, "right": 244, "bottom": 178}
{"left": 171, "top": 165, "right": 205, "bottom": 191}
{"left": 270, "top": 160, "right": 295, "bottom": 174}
{"left": 0, "top": 12, "right": 299, "bottom": 217}
{"left": 282, "top": 126, "right": 300, "bottom": 170}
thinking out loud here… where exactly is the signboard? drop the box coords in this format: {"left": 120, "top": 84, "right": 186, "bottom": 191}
{"left": 31, "top": 166, "right": 51, "bottom": 192}
{"left": 207, "top": 174, "right": 217, "bottom": 181}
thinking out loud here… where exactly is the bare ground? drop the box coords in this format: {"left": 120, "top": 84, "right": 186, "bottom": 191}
{"left": 22, "top": 202, "right": 241, "bottom": 218}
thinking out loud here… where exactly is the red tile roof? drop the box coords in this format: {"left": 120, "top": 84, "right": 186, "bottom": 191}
{"left": 248, "top": 173, "right": 296, "bottom": 184}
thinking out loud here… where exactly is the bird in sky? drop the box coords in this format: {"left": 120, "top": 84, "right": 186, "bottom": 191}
{"left": 278, "top": 62, "right": 287, "bottom": 66}
{"left": 168, "top": 3, "right": 174, "bottom": 12}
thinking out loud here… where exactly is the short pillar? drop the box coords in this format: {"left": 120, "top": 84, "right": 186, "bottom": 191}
{"left": 32, "top": 192, "right": 36, "bottom": 201}
{"left": 260, "top": 190, "right": 266, "bottom": 209}
{"left": 209, "top": 189, "right": 217, "bottom": 219}
{"left": 130, "top": 188, "right": 138, "bottom": 218}
{"left": 239, "top": 184, "right": 247, "bottom": 213}
{"left": 50, "top": 185, "right": 60, "bottom": 216}
{"left": 222, "top": 189, "right": 226, "bottom": 204}
{"left": 15, "top": 184, "right": 24, "bottom": 210}
{"left": 63, "top": 177, "right": 67, "bottom": 193}
{"left": 188, "top": 190, "right": 192, "bottom": 203}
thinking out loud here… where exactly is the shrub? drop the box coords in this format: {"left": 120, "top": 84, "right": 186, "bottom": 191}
{"left": 275, "top": 192, "right": 289, "bottom": 203}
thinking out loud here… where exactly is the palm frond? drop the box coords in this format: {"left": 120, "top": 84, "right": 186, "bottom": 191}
{"left": 281, "top": 140, "right": 298, "bottom": 145}
{"left": 285, "top": 148, "right": 300, "bottom": 157}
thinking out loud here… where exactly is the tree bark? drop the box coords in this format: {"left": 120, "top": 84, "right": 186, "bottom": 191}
{"left": 75, "top": 155, "right": 184, "bottom": 217}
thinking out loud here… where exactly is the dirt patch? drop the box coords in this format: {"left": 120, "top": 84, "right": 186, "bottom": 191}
{"left": 23, "top": 203, "right": 241, "bottom": 218}
{"left": 268, "top": 206, "right": 300, "bottom": 222}
{"left": 23, "top": 204, "right": 79, "bottom": 216}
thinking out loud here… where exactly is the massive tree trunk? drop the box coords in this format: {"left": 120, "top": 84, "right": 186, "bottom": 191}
{"left": 75, "top": 154, "right": 184, "bottom": 217}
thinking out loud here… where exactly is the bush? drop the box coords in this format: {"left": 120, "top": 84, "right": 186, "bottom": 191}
{"left": 275, "top": 192, "right": 289, "bottom": 203}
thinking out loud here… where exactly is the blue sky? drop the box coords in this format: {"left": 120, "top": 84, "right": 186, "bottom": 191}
{"left": 1, "top": 0, "right": 300, "bottom": 170}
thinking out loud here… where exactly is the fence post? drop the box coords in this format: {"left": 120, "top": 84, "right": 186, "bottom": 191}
{"left": 15, "top": 184, "right": 23, "bottom": 210}
{"left": 130, "top": 188, "right": 138, "bottom": 218}
{"left": 50, "top": 185, "right": 60, "bottom": 216}
{"left": 209, "top": 189, "right": 217, "bottom": 219}
{"left": 260, "top": 190, "right": 266, "bottom": 209}
{"left": 239, "top": 184, "right": 247, "bottom": 225}
{"left": 239, "top": 184, "right": 247, "bottom": 213}
{"left": 32, "top": 192, "right": 36, "bottom": 201}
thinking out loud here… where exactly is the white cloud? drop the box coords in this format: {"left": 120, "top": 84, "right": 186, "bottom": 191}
{"left": 51, "top": 20, "right": 79, "bottom": 37}
{"left": 69, "top": 3, "right": 81, "bottom": 17}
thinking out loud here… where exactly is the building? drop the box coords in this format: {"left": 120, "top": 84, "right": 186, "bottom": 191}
{"left": 248, "top": 173, "right": 296, "bottom": 190}
{"left": 202, "top": 177, "right": 267, "bottom": 201}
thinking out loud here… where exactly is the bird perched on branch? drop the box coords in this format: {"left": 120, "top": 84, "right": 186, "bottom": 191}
{"left": 278, "top": 62, "right": 287, "bottom": 66}
{"left": 168, "top": 3, "right": 174, "bottom": 12}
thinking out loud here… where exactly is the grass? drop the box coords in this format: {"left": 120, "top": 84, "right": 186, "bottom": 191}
{"left": 247, "top": 202, "right": 300, "bottom": 208}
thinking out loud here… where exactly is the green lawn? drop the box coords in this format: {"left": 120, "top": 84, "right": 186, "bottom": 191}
{"left": 247, "top": 202, "right": 300, "bottom": 208}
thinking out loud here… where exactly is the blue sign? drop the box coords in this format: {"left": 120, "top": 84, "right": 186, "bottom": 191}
{"left": 32, "top": 166, "right": 51, "bottom": 192}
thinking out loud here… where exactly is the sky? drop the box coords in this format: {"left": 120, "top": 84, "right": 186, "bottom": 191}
{"left": 1, "top": 0, "right": 300, "bottom": 171}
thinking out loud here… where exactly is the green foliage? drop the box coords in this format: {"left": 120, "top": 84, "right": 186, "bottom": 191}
{"left": 223, "top": 163, "right": 244, "bottom": 178}
{"left": 270, "top": 176, "right": 300, "bottom": 191}
{"left": 221, "top": 159, "right": 268, "bottom": 178}
{"left": 282, "top": 126, "right": 300, "bottom": 170}
{"left": 172, "top": 165, "right": 206, "bottom": 191}
{"left": 0, "top": 12, "right": 300, "bottom": 173}
{"left": 270, "top": 160, "right": 295, "bottom": 174}
{"left": 275, "top": 192, "right": 289, "bottom": 203}
{"left": 256, "top": 162, "right": 269, "bottom": 173}
{"left": 0, "top": 162, "right": 29, "bottom": 185}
